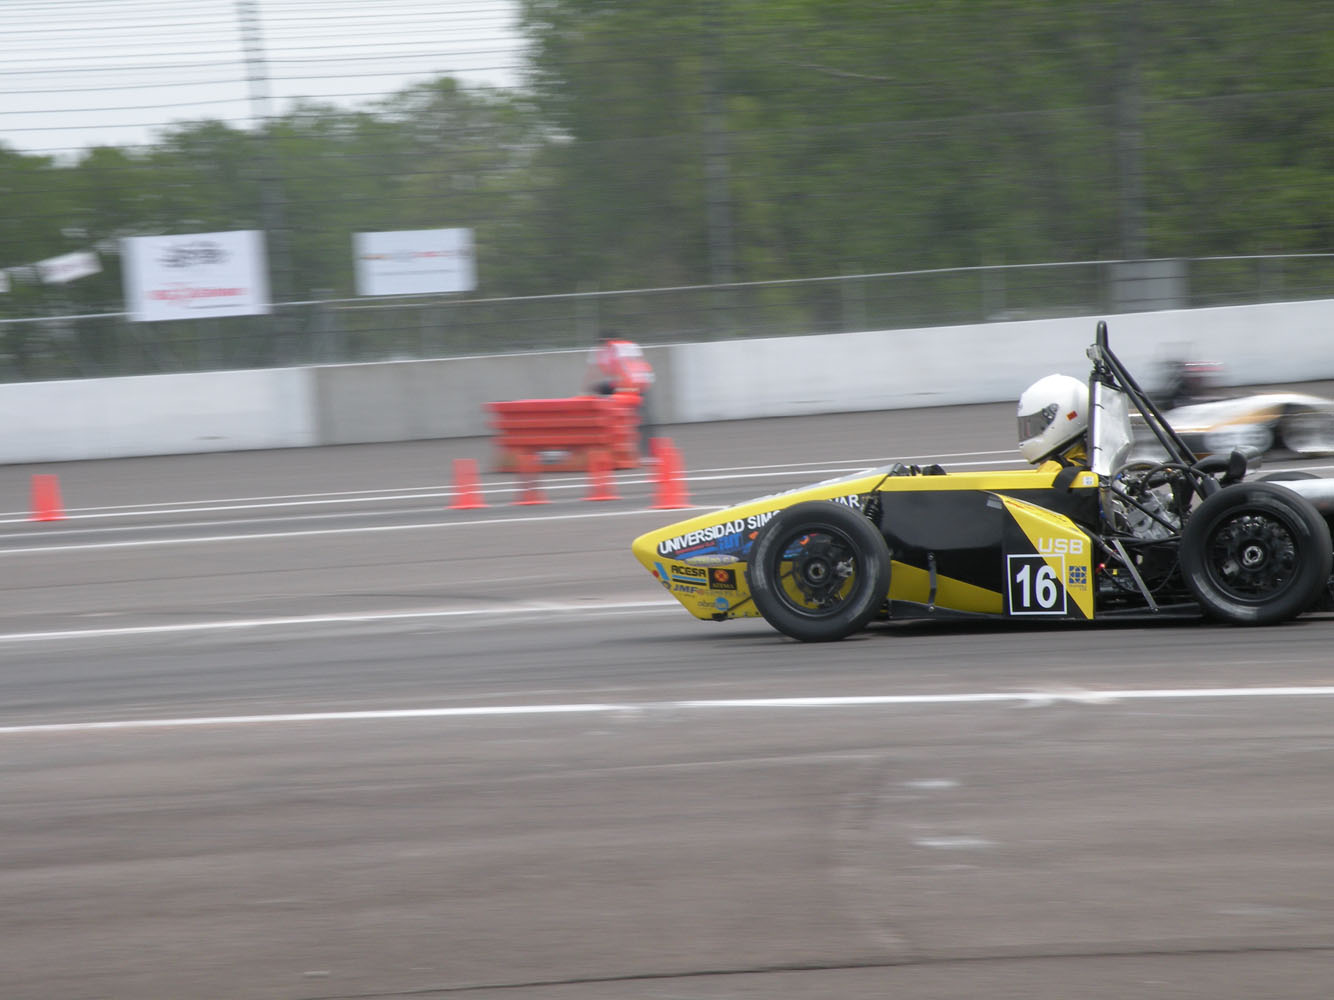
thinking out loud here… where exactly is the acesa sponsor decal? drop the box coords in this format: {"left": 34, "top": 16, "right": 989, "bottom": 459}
{"left": 653, "top": 561, "right": 711, "bottom": 587}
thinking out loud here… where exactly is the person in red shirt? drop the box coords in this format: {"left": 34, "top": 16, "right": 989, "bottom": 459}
{"left": 588, "top": 331, "right": 655, "bottom": 455}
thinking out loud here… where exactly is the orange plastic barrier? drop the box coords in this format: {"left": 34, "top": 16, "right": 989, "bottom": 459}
{"left": 487, "top": 395, "right": 641, "bottom": 472}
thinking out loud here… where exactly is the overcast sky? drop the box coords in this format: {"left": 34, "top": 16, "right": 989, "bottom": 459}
{"left": 0, "top": 0, "right": 523, "bottom": 157}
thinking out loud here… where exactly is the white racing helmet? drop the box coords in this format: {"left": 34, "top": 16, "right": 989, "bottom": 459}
{"left": 1017, "top": 374, "right": 1089, "bottom": 464}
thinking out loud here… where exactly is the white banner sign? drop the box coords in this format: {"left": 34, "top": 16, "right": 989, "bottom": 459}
{"left": 122, "top": 230, "right": 270, "bottom": 322}
{"left": 36, "top": 250, "right": 101, "bottom": 285}
{"left": 354, "top": 227, "right": 476, "bottom": 296}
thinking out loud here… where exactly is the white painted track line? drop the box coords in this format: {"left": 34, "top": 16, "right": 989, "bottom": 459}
{"left": 0, "top": 456, "right": 1031, "bottom": 526}
{"left": 2, "top": 686, "right": 1331, "bottom": 737}
{"left": 0, "top": 506, "right": 715, "bottom": 556}
{"left": 0, "top": 599, "right": 683, "bottom": 643}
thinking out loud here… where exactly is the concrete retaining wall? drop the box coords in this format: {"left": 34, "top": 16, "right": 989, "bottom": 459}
{"left": 310, "top": 349, "right": 590, "bottom": 445}
{"left": 0, "top": 368, "right": 315, "bottom": 464}
{"left": 3, "top": 299, "right": 1331, "bottom": 464}
{"left": 668, "top": 300, "right": 1334, "bottom": 421}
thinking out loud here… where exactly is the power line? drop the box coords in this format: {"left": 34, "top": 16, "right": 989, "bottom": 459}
{"left": 4, "top": 15, "right": 510, "bottom": 42}
{"left": 17, "top": 78, "right": 250, "bottom": 96}
{"left": 0, "top": 0, "right": 507, "bottom": 13}
{"left": 0, "top": 16, "right": 237, "bottom": 33}
{"left": 0, "top": 45, "right": 520, "bottom": 77}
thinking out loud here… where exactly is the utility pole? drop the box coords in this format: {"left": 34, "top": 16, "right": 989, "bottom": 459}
{"left": 701, "top": 1, "right": 735, "bottom": 338}
{"left": 1115, "top": 0, "right": 1146, "bottom": 261}
{"left": 236, "top": 0, "right": 297, "bottom": 361}
{"left": 703, "top": 78, "right": 735, "bottom": 285}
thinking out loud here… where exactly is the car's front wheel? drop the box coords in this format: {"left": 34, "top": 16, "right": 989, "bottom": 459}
{"left": 746, "top": 500, "right": 890, "bottom": 641}
{"left": 1280, "top": 411, "right": 1334, "bottom": 456}
{"left": 1180, "top": 482, "right": 1332, "bottom": 624}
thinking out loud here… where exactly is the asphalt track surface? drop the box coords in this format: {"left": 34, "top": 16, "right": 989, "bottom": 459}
{"left": 3, "top": 399, "right": 1334, "bottom": 999}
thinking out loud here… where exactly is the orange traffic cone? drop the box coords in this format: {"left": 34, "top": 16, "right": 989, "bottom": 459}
{"left": 448, "top": 458, "right": 487, "bottom": 510}
{"left": 648, "top": 436, "right": 671, "bottom": 467}
{"left": 30, "top": 474, "right": 66, "bottom": 522}
{"left": 584, "top": 450, "right": 620, "bottom": 501}
{"left": 651, "top": 444, "right": 691, "bottom": 510}
{"left": 514, "top": 453, "right": 548, "bottom": 506}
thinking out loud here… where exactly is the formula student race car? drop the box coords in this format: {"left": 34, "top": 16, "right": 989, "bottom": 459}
{"left": 631, "top": 321, "right": 1334, "bottom": 641}
{"left": 1129, "top": 383, "right": 1334, "bottom": 461}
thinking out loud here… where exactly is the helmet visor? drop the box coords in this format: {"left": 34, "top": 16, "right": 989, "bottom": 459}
{"left": 1017, "top": 403, "right": 1058, "bottom": 443}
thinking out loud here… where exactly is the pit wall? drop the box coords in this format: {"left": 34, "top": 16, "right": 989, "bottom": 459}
{"left": 3, "top": 299, "right": 1331, "bottom": 464}
{"left": 0, "top": 368, "right": 316, "bottom": 464}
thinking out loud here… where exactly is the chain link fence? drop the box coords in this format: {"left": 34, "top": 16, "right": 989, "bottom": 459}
{"left": 3, "top": 253, "right": 1332, "bottom": 382}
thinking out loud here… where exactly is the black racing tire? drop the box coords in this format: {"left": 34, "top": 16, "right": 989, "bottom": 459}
{"left": 1180, "top": 482, "right": 1332, "bottom": 625}
{"left": 1280, "top": 411, "right": 1334, "bottom": 457}
{"left": 746, "top": 500, "right": 891, "bottom": 642}
{"left": 1258, "top": 471, "right": 1320, "bottom": 482}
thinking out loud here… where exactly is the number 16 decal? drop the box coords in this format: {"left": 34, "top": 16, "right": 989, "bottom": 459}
{"left": 1007, "top": 554, "right": 1067, "bottom": 615}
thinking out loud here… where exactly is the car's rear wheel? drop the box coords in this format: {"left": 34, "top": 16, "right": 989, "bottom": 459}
{"left": 1180, "top": 482, "right": 1332, "bottom": 624}
{"left": 746, "top": 500, "right": 890, "bottom": 641}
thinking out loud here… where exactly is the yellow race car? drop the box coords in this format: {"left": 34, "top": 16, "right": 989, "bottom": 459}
{"left": 632, "top": 322, "right": 1334, "bottom": 641}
